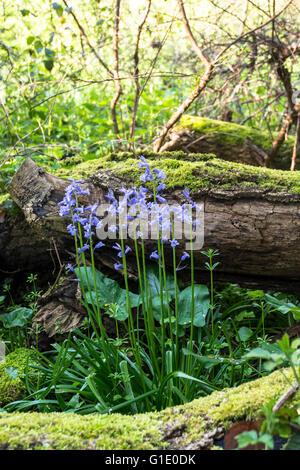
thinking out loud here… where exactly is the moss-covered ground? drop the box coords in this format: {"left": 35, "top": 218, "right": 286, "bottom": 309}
{"left": 0, "top": 352, "right": 298, "bottom": 449}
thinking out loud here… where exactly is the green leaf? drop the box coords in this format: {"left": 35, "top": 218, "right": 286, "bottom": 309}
{"left": 150, "top": 295, "right": 172, "bottom": 322}
{"left": 51, "top": 2, "right": 63, "bottom": 16}
{"left": 5, "top": 367, "right": 19, "bottom": 379}
{"left": 45, "top": 48, "right": 55, "bottom": 58}
{"left": 237, "top": 326, "right": 253, "bottom": 342}
{"left": 20, "top": 9, "right": 30, "bottom": 16}
{"left": 44, "top": 59, "right": 54, "bottom": 72}
{"left": 33, "top": 40, "right": 43, "bottom": 53}
{"left": 244, "top": 342, "right": 284, "bottom": 360}
{"left": 286, "top": 432, "right": 300, "bottom": 450}
{"left": 265, "top": 294, "right": 300, "bottom": 319}
{"left": 177, "top": 285, "right": 210, "bottom": 327}
{"left": 145, "top": 264, "right": 175, "bottom": 299}
{"left": 247, "top": 290, "right": 264, "bottom": 298}
{"left": 75, "top": 267, "right": 141, "bottom": 321}
{"left": 0, "top": 307, "right": 33, "bottom": 328}
{"left": 26, "top": 36, "right": 35, "bottom": 45}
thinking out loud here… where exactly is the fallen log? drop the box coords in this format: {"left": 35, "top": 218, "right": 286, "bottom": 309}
{"left": 159, "top": 115, "right": 299, "bottom": 170}
{"left": 2, "top": 152, "right": 300, "bottom": 293}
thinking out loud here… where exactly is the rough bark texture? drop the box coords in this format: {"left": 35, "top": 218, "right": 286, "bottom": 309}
{"left": 2, "top": 157, "right": 300, "bottom": 294}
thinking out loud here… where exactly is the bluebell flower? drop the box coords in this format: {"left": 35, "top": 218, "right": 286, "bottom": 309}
{"left": 113, "top": 242, "right": 122, "bottom": 252}
{"left": 95, "top": 241, "right": 105, "bottom": 249}
{"left": 124, "top": 245, "right": 132, "bottom": 256}
{"left": 67, "top": 224, "right": 77, "bottom": 236}
{"left": 150, "top": 250, "right": 160, "bottom": 260}
{"left": 114, "top": 263, "right": 123, "bottom": 271}
{"left": 66, "top": 264, "right": 74, "bottom": 272}
{"left": 183, "top": 188, "right": 190, "bottom": 199}
{"left": 181, "top": 251, "right": 190, "bottom": 261}
{"left": 157, "top": 183, "right": 165, "bottom": 192}
{"left": 170, "top": 238, "right": 179, "bottom": 248}
{"left": 78, "top": 244, "right": 89, "bottom": 253}
{"left": 156, "top": 194, "right": 166, "bottom": 203}
{"left": 153, "top": 168, "right": 166, "bottom": 180}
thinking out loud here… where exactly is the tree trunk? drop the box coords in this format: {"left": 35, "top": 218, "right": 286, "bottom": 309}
{"left": 2, "top": 157, "right": 300, "bottom": 294}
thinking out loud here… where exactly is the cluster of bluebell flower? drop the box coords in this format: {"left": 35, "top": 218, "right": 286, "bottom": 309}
{"left": 58, "top": 157, "right": 202, "bottom": 276}
{"left": 54, "top": 156, "right": 217, "bottom": 412}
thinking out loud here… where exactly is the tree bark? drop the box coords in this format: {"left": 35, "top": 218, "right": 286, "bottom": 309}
{"left": 2, "top": 157, "right": 300, "bottom": 294}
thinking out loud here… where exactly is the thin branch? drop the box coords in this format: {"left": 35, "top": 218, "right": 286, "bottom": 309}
{"left": 129, "top": 0, "right": 152, "bottom": 141}
{"left": 111, "top": 0, "right": 122, "bottom": 135}
{"left": 272, "top": 381, "right": 299, "bottom": 413}
{"left": 266, "top": 101, "right": 300, "bottom": 166}
{"left": 213, "top": 0, "right": 294, "bottom": 63}
{"left": 290, "top": 113, "right": 300, "bottom": 170}
{"left": 62, "top": 0, "right": 113, "bottom": 76}
{"left": 153, "top": 0, "right": 213, "bottom": 152}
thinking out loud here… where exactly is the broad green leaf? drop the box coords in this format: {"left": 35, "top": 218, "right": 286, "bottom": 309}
{"left": 75, "top": 267, "right": 141, "bottom": 321}
{"left": 235, "top": 310, "right": 255, "bottom": 321}
{"left": 0, "top": 307, "right": 33, "bottom": 328}
{"left": 5, "top": 367, "right": 19, "bottom": 379}
{"left": 44, "top": 59, "right": 54, "bottom": 72}
{"left": 20, "top": 9, "right": 30, "bottom": 16}
{"left": 265, "top": 294, "right": 300, "bottom": 319}
{"left": 237, "top": 326, "right": 253, "bottom": 342}
{"left": 45, "top": 48, "right": 55, "bottom": 58}
{"left": 51, "top": 2, "right": 63, "bottom": 16}
{"left": 286, "top": 432, "right": 300, "bottom": 450}
{"left": 150, "top": 294, "right": 172, "bottom": 322}
{"left": 177, "top": 285, "right": 210, "bottom": 327}
{"left": 145, "top": 264, "right": 175, "bottom": 299}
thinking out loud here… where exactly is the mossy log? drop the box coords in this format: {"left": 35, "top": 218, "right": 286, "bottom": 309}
{"left": 160, "top": 116, "right": 298, "bottom": 170}
{"left": 0, "top": 365, "right": 298, "bottom": 450}
{"left": 2, "top": 153, "right": 300, "bottom": 293}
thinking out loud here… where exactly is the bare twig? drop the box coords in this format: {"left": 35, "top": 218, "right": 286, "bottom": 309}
{"left": 266, "top": 101, "right": 300, "bottom": 166}
{"left": 129, "top": 0, "right": 152, "bottom": 141}
{"left": 272, "top": 381, "right": 299, "bottom": 413}
{"left": 62, "top": 0, "right": 113, "bottom": 77}
{"left": 153, "top": 0, "right": 294, "bottom": 153}
{"left": 153, "top": 0, "right": 213, "bottom": 152}
{"left": 111, "top": 0, "right": 122, "bottom": 135}
{"left": 290, "top": 113, "right": 300, "bottom": 170}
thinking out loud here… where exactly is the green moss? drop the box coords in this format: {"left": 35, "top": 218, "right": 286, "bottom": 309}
{"left": 0, "top": 194, "right": 10, "bottom": 206}
{"left": 0, "top": 368, "right": 298, "bottom": 450}
{"left": 54, "top": 151, "right": 300, "bottom": 195}
{"left": 0, "top": 348, "right": 37, "bottom": 406}
{"left": 176, "top": 115, "right": 295, "bottom": 157}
